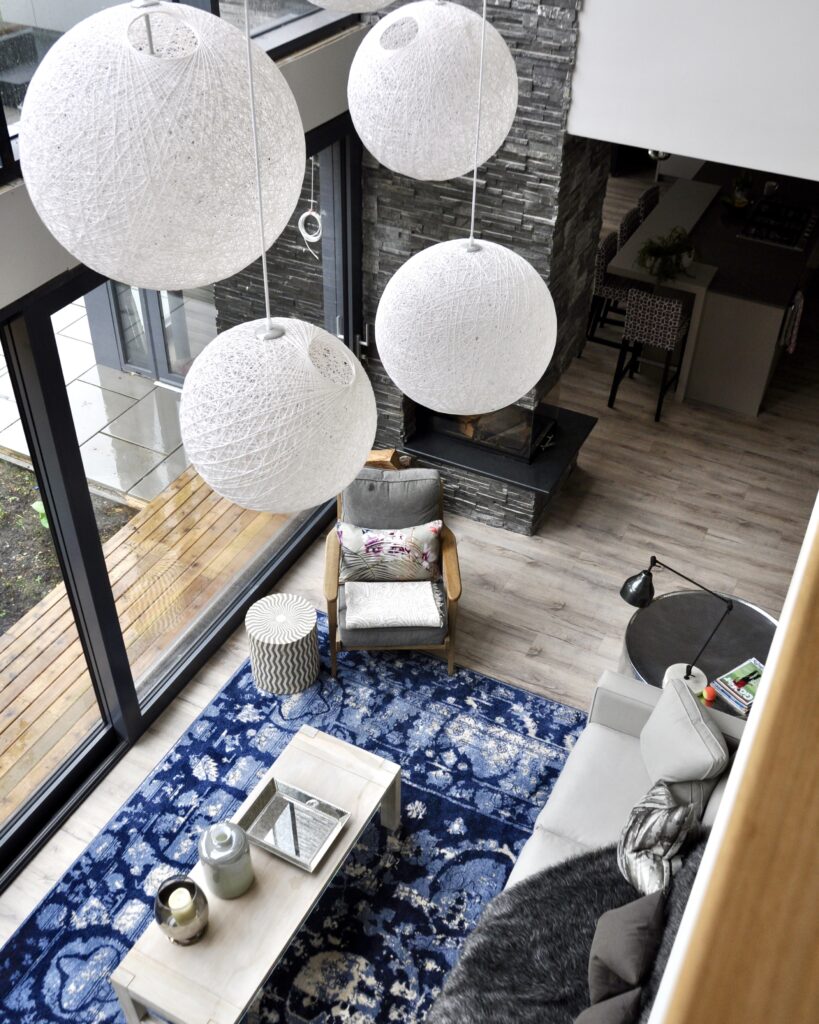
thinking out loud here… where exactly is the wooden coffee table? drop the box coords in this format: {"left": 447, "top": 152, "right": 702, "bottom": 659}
{"left": 111, "top": 726, "right": 401, "bottom": 1024}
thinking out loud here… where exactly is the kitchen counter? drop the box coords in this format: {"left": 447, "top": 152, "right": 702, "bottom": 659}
{"left": 691, "top": 163, "right": 819, "bottom": 305}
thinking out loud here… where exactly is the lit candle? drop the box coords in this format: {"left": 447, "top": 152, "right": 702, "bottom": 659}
{"left": 167, "top": 886, "right": 196, "bottom": 925}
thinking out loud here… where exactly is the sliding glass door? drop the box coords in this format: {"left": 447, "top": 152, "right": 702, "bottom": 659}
{"left": 0, "top": 121, "right": 363, "bottom": 889}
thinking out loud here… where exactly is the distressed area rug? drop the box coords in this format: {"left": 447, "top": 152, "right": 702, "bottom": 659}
{"left": 0, "top": 614, "right": 585, "bottom": 1024}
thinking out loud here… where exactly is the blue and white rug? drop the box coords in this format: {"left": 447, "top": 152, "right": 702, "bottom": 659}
{"left": 0, "top": 614, "right": 585, "bottom": 1024}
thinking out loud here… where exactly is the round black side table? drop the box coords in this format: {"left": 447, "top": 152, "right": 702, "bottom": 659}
{"left": 623, "top": 590, "right": 777, "bottom": 694}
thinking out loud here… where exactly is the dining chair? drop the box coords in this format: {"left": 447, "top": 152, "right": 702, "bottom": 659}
{"left": 637, "top": 185, "right": 660, "bottom": 223}
{"left": 608, "top": 288, "right": 692, "bottom": 422}
{"left": 618, "top": 206, "right": 641, "bottom": 249}
{"left": 584, "top": 231, "right": 631, "bottom": 350}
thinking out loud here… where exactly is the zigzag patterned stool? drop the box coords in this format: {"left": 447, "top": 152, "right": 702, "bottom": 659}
{"left": 245, "top": 593, "right": 320, "bottom": 694}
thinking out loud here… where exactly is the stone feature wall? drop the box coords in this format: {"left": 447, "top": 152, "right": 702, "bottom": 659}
{"left": 214, "top": 158, "right": 325, "bottom": 334}
{"left": 361, "top": 0, "right": 609, "bottom": 532}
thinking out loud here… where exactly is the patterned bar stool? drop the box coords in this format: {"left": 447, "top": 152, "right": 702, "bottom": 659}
{"left": 608, "top": 288, "right": 692, "bottom": 422}
{"left": 584, "top": 231, "right": 631, "bottom": 349}
{"left": 618, "top": 206, "right": 641, "bottom": 249}
{"left": 638, "top": 184, "right": 660, "bottom": 223}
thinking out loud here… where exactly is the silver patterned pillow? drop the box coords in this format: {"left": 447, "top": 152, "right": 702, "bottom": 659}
{"left": 617, "top": 782, "right": 699, "bottom": 895}
{"left": 337, "top": 519, "right": 442, "bottom": 582}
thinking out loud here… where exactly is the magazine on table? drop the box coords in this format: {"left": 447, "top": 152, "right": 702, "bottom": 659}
{"left": 711, "top": 657, "right": 765, "bottom": 714}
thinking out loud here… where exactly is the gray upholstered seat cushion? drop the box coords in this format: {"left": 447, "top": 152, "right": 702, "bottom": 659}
{"left": 535, "top": 724, "right": 653, "bottom": 850}
{"left": 338, "top": 580, "right": 448, "bottom": 648}
{"left": 340, "top": 468, "right": 442, "bottom": 528}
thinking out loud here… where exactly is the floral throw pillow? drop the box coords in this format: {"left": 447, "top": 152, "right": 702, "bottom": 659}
{"left": 336, "top": 520, "right": 442, "bottom": 583}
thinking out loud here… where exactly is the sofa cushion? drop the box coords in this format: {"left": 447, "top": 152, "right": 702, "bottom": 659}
{"left": 588, "top": 892, "right": 665, "bottom": 1002}
{"left": 702, "top": 770, "right": 729, "bottom": 828}
{"left": 337, "top": 519, "right": 442, "bottom": 583}
{"left": 506, "top": 828, "right": 589, "bottom": 888}
{"left": 338, "top": 581, "right": 448, "bottom": 648}
{"left": 535, "top": 724, "right": 652, "bottom": 849}
{"left": 340, "top": 468, "right": 441, "bottom": 528}
{"left": 344, "top": 581, "right": 442, "bottom": 630}
{"left": 575, "top": 988, "right": 642, "bottom": 1024}
{"left": 640, "top": 678, "right": 729, "bottom": 784}
{"left": 617, "top": 781, "right": 699, "bottom": 895}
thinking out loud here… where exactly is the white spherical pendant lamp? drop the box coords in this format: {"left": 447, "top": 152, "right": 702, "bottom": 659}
{"left": 19, "top": 1, "right": 305, "bottom": 291}
{"left": 347, "top": 0, "right": 517, "bottom": 181}
{"left": 180, "top": 319, "right": 377, "bottom": 514}
{"left": 375, "top": 239, "right": 557, "bottom": 415}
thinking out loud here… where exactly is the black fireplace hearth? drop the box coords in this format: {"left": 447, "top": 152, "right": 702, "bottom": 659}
{"left": 415, "top": 401, "right": 557, "bottom": 464}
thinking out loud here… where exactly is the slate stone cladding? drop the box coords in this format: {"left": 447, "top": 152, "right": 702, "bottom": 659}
{"left": 214, "top": 161, "right": 325, "bottom": 335}
{"left": 361, "top": 1, "right": 609, "bottom": 533}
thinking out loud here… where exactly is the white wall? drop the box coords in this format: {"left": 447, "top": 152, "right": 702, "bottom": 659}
{"left": 0, "top": 180, "right": 78, "bottom": 310}
{"left": 568, "top": 0, "right": 819, "bottom": 182}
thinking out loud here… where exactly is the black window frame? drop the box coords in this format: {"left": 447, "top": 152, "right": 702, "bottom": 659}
{"left": 0, "top": 114, "right": 363, "bottom": 892}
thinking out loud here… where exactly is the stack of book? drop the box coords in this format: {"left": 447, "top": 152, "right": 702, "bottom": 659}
{"left": 711, "top": 658, "right": 765, "bottom": 716}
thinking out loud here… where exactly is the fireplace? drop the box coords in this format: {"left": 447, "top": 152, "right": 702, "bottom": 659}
{"left": 414, "top": 399, "right": 557, "bottom": 464}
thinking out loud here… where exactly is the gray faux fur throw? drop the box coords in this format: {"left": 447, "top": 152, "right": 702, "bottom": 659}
{"left": 427, "top": 846, "right": 636, "bottom": 1024}
{"left": 426, "top": 839, "right": 708, "bottom": 1024}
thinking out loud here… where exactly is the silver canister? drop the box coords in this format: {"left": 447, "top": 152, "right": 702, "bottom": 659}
{"left": 198, "top": 821, "right": 255, "bottom": 899}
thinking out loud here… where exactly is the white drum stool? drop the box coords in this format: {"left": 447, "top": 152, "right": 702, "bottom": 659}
{"left": 245, "top": 593, "right": 320, "bottom": 694}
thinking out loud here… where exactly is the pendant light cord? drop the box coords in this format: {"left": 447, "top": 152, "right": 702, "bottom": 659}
{"left": 468, "top": 0, "right": 488, "bottom": 246}
{"left": 244, "top": 0, "right": 272, "bottom": 330}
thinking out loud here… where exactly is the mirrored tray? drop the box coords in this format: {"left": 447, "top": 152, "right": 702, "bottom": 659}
{"left": 236, "top": 778, "right": 350, "bottom": 873}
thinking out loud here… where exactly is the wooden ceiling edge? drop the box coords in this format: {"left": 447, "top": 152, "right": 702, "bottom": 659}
{"left": 650, "top": 492, "right": 819, "bottom": 1024}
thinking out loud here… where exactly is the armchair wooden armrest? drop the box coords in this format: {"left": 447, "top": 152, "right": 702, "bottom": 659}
{"left": 324, "top": 529, "right": 340, "bottom": 603}
{"left": 440, "top": 525, "right": 461, "bottom": 604}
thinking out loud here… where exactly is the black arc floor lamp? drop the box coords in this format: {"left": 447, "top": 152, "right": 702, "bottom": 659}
{"left": 620, "top": 556, "right": 734, "bottom": 684}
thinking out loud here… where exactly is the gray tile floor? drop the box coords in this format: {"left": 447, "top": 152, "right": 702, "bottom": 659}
{"left": 0, "top": 298, "right": 191, "bottom": 504}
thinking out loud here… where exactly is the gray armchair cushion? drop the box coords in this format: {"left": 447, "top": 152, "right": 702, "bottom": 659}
{"left": 338, "top": 580, "right": 448, "bottom": 648}
{"left": 340, "top": 468, "right": 442, "bottom": 528}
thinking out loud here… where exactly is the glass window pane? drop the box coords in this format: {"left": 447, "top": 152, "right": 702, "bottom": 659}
{"left": 219, "top": 0, "right": 316, "bottom": 36}
{"left": 160, "top": 287, "right": 217, "bottom": 378}
{"left": 0, "top": 331, "right": 106, "bottom": 832}
{"left": 114, "top": 283, "right": 153, "bottom": 373}
{"left": 0, "top": 2, "right": 121, "bottom": 130}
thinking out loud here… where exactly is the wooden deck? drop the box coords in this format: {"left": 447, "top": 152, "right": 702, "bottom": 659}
{"left": 0, "top": 468, "right": 289, "bottom": 828}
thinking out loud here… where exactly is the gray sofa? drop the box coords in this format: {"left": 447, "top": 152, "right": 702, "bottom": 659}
{"left": 506, "top": 670, "right": 745, "bottom": 889}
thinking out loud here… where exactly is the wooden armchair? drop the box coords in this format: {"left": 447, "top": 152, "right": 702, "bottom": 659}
{"left": 324, "top": 452, "right": 461, "bottom": 676}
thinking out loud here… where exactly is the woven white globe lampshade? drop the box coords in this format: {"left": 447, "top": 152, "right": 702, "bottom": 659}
{"left": 375, "top": 239, "right": 557, "bottom": 415}
{"left": 19, "top": 1, "right": 305, "bottom": 291}
{"left": 180, "top": 319, "right": 377, "bottom": 514}
{"left": 347, "top": 0, "right": 517, "bottom": 181}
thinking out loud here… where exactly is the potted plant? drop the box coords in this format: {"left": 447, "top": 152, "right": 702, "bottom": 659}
{"left": 636, "top": 226, "right": 695, "bottom": 282}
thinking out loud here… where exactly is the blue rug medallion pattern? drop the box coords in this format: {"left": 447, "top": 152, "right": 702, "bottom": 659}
{"left": 1, "top": 615, "right": 585, "bottom": 1023}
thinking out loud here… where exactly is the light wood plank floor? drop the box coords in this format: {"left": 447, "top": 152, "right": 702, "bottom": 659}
{"left": 0, "top": 468, "right": 291, "bottom": 834}
{"left": 1, "top": 329, "right": 817, "bottom": 945}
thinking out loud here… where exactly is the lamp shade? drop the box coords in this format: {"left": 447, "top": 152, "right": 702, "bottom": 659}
{"left": 180, "top": 319, "right": 377, "bottom": 513}
{"left": 374, "top": 238, "right": 556, "bottom": 415}
{"left": 19, "top": 1, "right": 305, "bottom": 291}
{"left": 620, "top": 569, "right": 655, "bottom": 608}
{"left": 347, "top": 0, "right": 518, "bottom": 181}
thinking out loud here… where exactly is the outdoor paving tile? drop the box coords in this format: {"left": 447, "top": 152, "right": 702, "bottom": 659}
{"left": 0, "top": 420, "right": 29, "bottom": 457}
{"left": 57, "top": 337, "right": 97, "bottom": 384}
{"left": 57, "top": 315, "right": 94, "bottom": 344}
{"left": 129, "top": 446, "right": 190, "bottom": 502}
{"left": 103, "top": 387, "right": 182, "bottom": 455}
{"left": 50, "top": 304, "right": 87, "bottom": 333}
{"left": 0, "top": 396, "right": 20, "bottom": 432}
{"left": 81, "top": 365, "right": 156, "bottom": 400}
{"left": 80, "top": 433, "right": 166, "bottom": 493}
{"left": 0, "top": 374, "right": 15, "bottom": 403}
{"left": 66, "top": 380, "right": 136, "bottom": 445}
